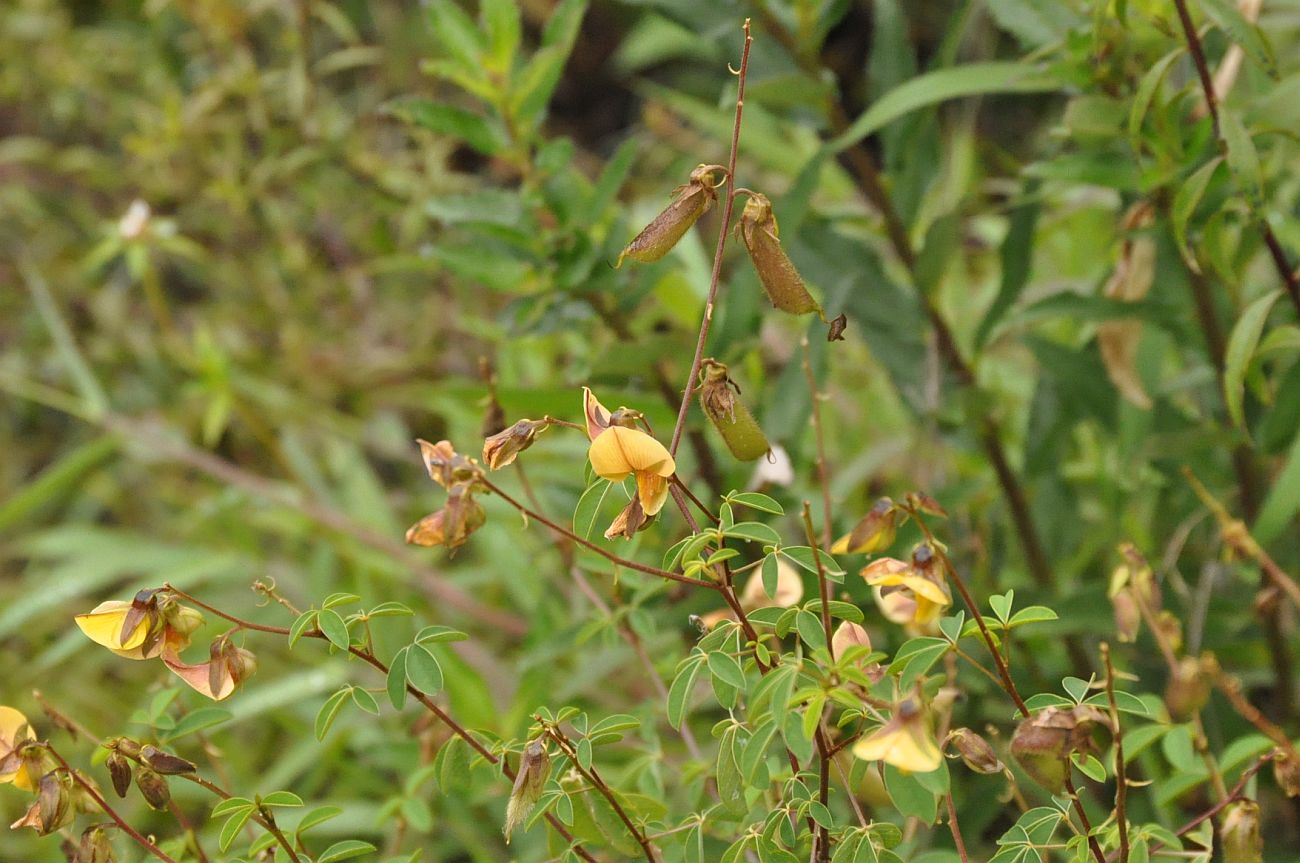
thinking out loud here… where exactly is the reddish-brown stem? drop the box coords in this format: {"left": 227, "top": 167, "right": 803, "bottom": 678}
{"left": 1102, "top": 644, "right": 1129, "bottom": 863}
{"left": 801, "top": 501, "right": 835, "bottom": 863}
{"left": 801, "top": 337, "right": 833, "bottom": 548}
{"left": 161, "top": 585, "right": 597, "bottom": 861}
{"left": 478, "top": 476, "right": 718, "bottom": 589}
{"left": 44, "top": 745, "right": 179, "bottom": 863}
{"left": 539, "top": 721, "right": 660, "bottom": 863}
{"left": 669, "top": 19, "right": 752, "bottom": 456}
{"left": 1172, "top": 0, "right": 1300, "bottom": 313}
{"left": 945, "top": 792, "right": 970, "bottom": 863}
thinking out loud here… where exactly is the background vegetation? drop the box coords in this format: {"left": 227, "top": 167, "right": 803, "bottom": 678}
{"left": 2, "top": 0, "right": 1298, "bottom": 861}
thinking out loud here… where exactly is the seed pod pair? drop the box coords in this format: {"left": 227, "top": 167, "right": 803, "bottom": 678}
{"left": 736, "top": 192, "right": 823, "bottom": 318}
{"left": 616, "top": 164, "right": 727, "bottom": 267}
{"left": 698, "top": 359, "right": 769, "bottom": 461}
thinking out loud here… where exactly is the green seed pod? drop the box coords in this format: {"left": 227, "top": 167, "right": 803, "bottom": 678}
{"left": 737, "top": 192, "right": 823, "bottom": 317}
{"left": 698, "top": 359, "right": 769, "bottom": 461}
{"left": 616, "top": 164, "right": 725, "bottom": 267}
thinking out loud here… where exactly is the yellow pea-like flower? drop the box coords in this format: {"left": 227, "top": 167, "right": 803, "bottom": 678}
{"left": 851, "top": 698, "right": 942, "bottom": 774}
{"left": 587, "top": 425, "right": 676, "bottom": 516}
{"left": 0, "top": 706, "right": 37, "bottom": 791}
{"left": 74, "top": 600, "right": 156, "bottom": 660}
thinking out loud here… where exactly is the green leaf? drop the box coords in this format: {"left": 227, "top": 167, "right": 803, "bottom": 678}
{"left": 162, "top": 707, "right": 232, "bottom": 741}
{"left": 510, "top": 0, "right": 588, "bottom": 130}
{"left": 212, "top": 798, "right": 255, "bottom": 818}
{"left": 707, "top": 651, "right": 747, "bottom": 690}
{"left": 1172, "top": 157, "right": 1223, "bottom": 269}
{"left": 317, "top": 609, "right": 351, "bottom": 650}
{"left": 1127, "top": 48, "right": 1183, "bottom": 154}
{"left": 989, "top": 590, "right": 1014, "bottom": 623}
{"left": 1255, "top": 426, "right": 1300, "bottom": 544}
{"left": 322, "top": 592, "right": 361, "bottom": 609}
{"left": 884, "top": 763, "right": 938, "bottom": 821}
{"left": 480, "top": 0, "right": 521, "bottom": 72}
{"left": 390, "top": 100, "right": 506, "bottom": 156}
{"left": 832, "top": 63, "right": 1061, "bottom": 152}
{"left": 667, "top": 654, "right": 705, "bottom": 729}
{"left": 781, "top": 547, "right": 845, "bottom": 576}
{"left": 727, "top": 491, "right": 785, "bottom": 515}
{"left": 259, "top": 791, "right": 303, "bottom": 808}
{"left": 1084, "top": 690, "right": 1150, "bottom": 716}
{"left": 888, "top": 638, "right": 949, "bottom": 687}
{"left": 1224, "top": 290, "right": 1282, "bottom": 427}
{"left": 367, "top": 602, "right": 414, "bottom": 618}
{"left": 762, "top": 553, "right": 781, "bottom": 600}
{"left": 1062, "top": 676, "right": 1091, "bottom": 703}
{"left": 387, "top": 647, "right": 410, "bottom": 710}
{"left": 288, "top": 611, "right": 318, "bottom": 650}
{"left": 219, "top": 805, "right": 256, "bottom": 852}
{"left": 315, "top": 689, "right": 351, "bottom": 741}
{"left": 1200, "top": 0, "right": 1277, "bottom": 78}
{"left": 295, "top": 805, "right": 344, "bottom": 839}
{"left": 1007, "top": 606, "right": 1058, "bottom": 627}
{"left": 350, "top": 687, "right": 381, "bottom": 716}
{"left": 414, "top": 625, "right": 469, "bottom": 645}
{"left": 426, "top": 0, "right": 485, "bottom": 73}
{"left": 1071, "top": 752, "right": 1106, "bottom": 783}
{"left": 796, "top": 609, "right": 827, "bottom": 652}
{"left": 1220, "top": 109, "right": 1263, "bottom": 208}
{"left": 724, "top": 521, "right": 782, "bottom": 544}
{"left": 317, "top": 840, "right": 379, "bottom": 863}
{"left": 573, "top": 479, "right": 614, "bottom": 541}
{"left": 405, "top": 644, "right": 444, "bottom": 695}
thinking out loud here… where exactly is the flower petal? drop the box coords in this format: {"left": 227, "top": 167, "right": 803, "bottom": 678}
{"left": 0, "top": 706, "right": 35, "bottom": 789}
{"left": 636, "top": 471, "right": 670, "bottom": 516}
{"left": 161, "top": 649, "right": 237, "bottom": 702}
{"left": 852, "top": 721, "right": 942, "bottom": 773}
{"left": 865, "top": 572, "right": 950, "bottom": 605}
{"left": 589, "top": 426, "right": 675, "bottom": 482}
{"left": 75, "top": 601, "right": 149, "bottom": 654}
{"left": 582, "top": 387, "right": 612, "bottom": 441}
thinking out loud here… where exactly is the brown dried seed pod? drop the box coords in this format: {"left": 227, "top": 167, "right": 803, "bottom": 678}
{"left": 616, "top": 164, "right": 725, "bottom": 266}
{"left": 135, "top": 768, "right": 170, "bottom": 810}
{"left": 698, "top": 359, "right": 769, "bottom": 461}
{"left": 736, "top": 192, "right": 822, "bottom": 317}
{"left": 503, "top": 739, "right": 551, "bottom": 844}
{"left": 105, "top": 751, "right": 132, "bottom": 798}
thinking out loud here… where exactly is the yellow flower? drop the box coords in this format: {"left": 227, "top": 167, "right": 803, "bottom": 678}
{"left": 862, "top": 553, "right": 951, "bottom": 633}
{"left": 0, "top": 706, "right": 36, "bottom": 791}
{"left": 852, "top": 697, "right": 942, "bottom": 774}
{"left": 583, "top": 389, "right": 676, "bottom": 517}
{"left": 831, "top": 497, "right": 897, "bottom": 555}
{"left": 74, "top": 599, "right": 160, "bottom": 660}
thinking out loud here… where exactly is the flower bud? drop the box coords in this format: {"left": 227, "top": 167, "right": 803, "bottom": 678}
{"left": 482, "top": 419, "right": 548, "bottom": 470}
{"left": 946, "top": 728, "right": 1004, "bottom": 775}
{"left": 827, "top": 313, "right": 848, "bottom": 341}
{"left": 616, "top": 164, "right": 724, "bottom": 266}
{"left": 832, "top": 622, "right": 883, "bottom": 682}
{"left": 1220, "top": 800, "right": 1262, "bottom": 863}
{"left": 141, "top": 745, "right": 196, "bottom": 776}
{"left": 78, "top": 825, "right": 117, "bottom": 863}
{"left": 166, "top": 604, "right": 206, "bottom": 637}
{"left": 736, "top": 192, "right": 822, "bottom": 317}
{"left": 503, "top": 739, "right": 551, "bottom": 844}
{"left": 135, "top": 767, "right": 170, "bottom": 809}
{"left": 105, "top": 751, "right": 132, "bottom": 798}
{"left": 1273, "top": 753, "right": 1300, "bottom": 798}
{"left": 1164, "top": 655, "right": 1215, "bottom": 722}
{"left": 831, "top": 498, "right": 898, "bottom": 555}
{"left": 698, "top": 360, "right": 769, "bottom": 461}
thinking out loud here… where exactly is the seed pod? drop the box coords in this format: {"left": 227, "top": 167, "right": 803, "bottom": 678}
{"left": 503, "top": 739, "right": 551, "bottom": 844}
{"left": 1010, "top": 708, "right": 1079, "bottom": 793}
{"left": 698, "top": 359, "right": 769, "bottom": 461}
{"left": 1164, "top": 654, "right": 1215, "bottom": 722}
{"left": 78, "top": 825, "right": 116, "bottom": 863}
{"left": 482, "top": 419, "right": 548, "bottom": 470}
{"left": 141, "top": 745, "right": 196, "bottom": 776}
{"left": 39, "top": 771, "right": 72, "bottom": 835}
{"left": 946, "top": 728, "right": 1004, "bottom": 775}
{"left": 616, "top": 164, "right": 725, "bottom": 266}
{"left": 736, "top": 192, "right": 822, "bottom": 317}
{"left": 1273, "top": 752, "right": 1300, "bottom": 798}
{"left": 1221, "top": 800, "right": 1263, "bottom": 863}
{"left": 135, "top": 767, "right": 170, "bottom": 810}
{"left": 105, "top": 751, "right": 132, "bottom": 798}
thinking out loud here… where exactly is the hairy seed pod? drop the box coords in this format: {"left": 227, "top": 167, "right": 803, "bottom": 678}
{"left": 135, "top": 768, "right": 170, "bottom": 810}
{"left": 503, "top": 739, "right": 551, "bottom": 844}
{"left": 736, "top": 192, "right": 822, "bottom": 317}
{"left": 616, "top": 164, "right": 725, "bottom": 266}
{"left": 78, "top": 825, "right": 116, "bottom": 863}
{"left": 698, "top": 359, "right": 769, "bottom": 461}
{"left": 105, "top": 751, "right": 132, "bottom": 798}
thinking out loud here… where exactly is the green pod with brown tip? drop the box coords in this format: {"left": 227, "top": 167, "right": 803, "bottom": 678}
{"left": 699, "top": 360, "right": 770, "bottom": 461}
{"left": 616, "top": 164, "right": 724, "bottom": 267}
{"left": 737, "top": 193, "right": 823, "bottom": 317}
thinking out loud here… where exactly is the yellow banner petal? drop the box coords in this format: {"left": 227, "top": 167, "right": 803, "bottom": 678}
{"left": 75, "top": 601, "right": 148, "bottom": 653}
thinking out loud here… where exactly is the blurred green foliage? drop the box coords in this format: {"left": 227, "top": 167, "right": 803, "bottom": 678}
{"left": 2, "top": 0, "right": 1299, "bottom": 860}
